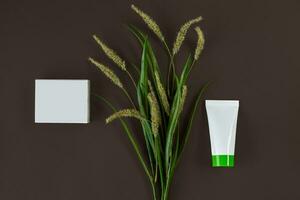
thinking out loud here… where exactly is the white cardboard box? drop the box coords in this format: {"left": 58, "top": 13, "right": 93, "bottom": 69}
{"left": 35, "top": 79, "right": 90, "bottom": 123}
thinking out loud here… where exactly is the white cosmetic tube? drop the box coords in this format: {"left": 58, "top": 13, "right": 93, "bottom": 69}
{"left": 205, "top": 100, "right": 239, "bottom": 167}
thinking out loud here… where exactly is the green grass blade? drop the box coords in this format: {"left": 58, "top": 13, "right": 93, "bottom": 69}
{"left": 176, "top": 82, "right": 210, "bottom": 166}
{"left": 139, "top": 38, "right": 148, "bottom": 91}
{"left": 93, "top": 94, "right": 153, "bottom": 183}
{"left": 164, "top": 82, "right": 209, "bottom": 199}
{"left": 127, "top": 24, "right": 146, "bottom": 46}
{"left": 179, "top": 54, "right": 193, "bottom": 85}
{"left": 164, "top": 82, "right": 182, "bottom": 169}
{"left": 127, "top": 25, "right": 169, "bottom": 128}
{"left": 138, "top": 37, "right": 150, "bottom": 118}
{"left": 136, "top": 39, "right": 157, "bottom": 174}
{"left": 127, "top": 24, "right": 161, "bottom": 74}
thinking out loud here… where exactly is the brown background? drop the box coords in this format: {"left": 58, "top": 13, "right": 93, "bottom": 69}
{"left": 0, "top": 0, "right": 299, "bottom": 199}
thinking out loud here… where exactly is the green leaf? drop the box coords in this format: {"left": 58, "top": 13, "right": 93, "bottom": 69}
{"left": 127, "top": 24, "right": 160, "bottom": 73}
{"left": 163, "top": 82, "right": 210, "bottom": 200}
{"left": 179, "top": 54, "right": 193, "bottom": 85}
{"left": 93, "top": 94, "right": 153, "bottom": 183}
{"left": 129, "top": 26, "right": 168, "bottom": 133}
{"left": 127, "top": 24, "right": 146, "bottom": 46}
{"left": 139, "top": 38, "right": 148, "bottom": 91}
{"left": 164, "top": 81, "right": 182, "bottom": 169}
{"left": 176, "top": 82, "right": 210, "bottom": 166}
{"left": 137, "top": 39, "right": 157, "bottom": 175}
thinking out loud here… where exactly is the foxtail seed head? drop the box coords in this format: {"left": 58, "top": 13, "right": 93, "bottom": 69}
{"left": 147, "top": 93, "right": 161, "bottom": 136}
{"left": 148, "top": 80, "right": 155, "bottom": 94}
{"left": 179, "top": 85, "right": 188, "bottom": 111}
{"left": 88, "top": 57, "right": 123, "bottom": 89}
{"left": 194, "top": 27, "right": 205, "bottom": 60}
{"left": 172, "top": 17, "right": 202, "bottom": 55}
{"left": 154, "top": 71, "right": 170, "bottom": 115}
{"left": 131, "top": 4, "right": 165, "bottom": 42}
{"left": 106, "top": 109, "right": 144, "bottom": 124}
{"left": 93, "top": 35, "right": 126, "bottom": 71}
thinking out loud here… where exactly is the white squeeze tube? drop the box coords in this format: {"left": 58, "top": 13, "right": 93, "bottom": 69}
{"left": 205, "top": 100, "right": 239, "bottom": 167}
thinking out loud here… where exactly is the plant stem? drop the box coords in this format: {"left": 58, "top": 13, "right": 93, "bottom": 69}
{"left": 187, "top": 59, "right": 196, "bottom": 76}
{"left": 163, "top": 159, "right": 176, "bottom": 200}
{"left": 163, "top": 41, "right": 176, "bottom": 97}
{"left": 150, "top": 180, "right": 158, "bottom": 200}
{"left": 163, "top": 41, "right": 176, "bottom": 75}
{"left": 122, "top": 88, "right": 137, "bottom": 109}
{"left": 130, "top": 62, "right": 141, "bottom": 75}
{"left": 126, "top": 70, "right": 137, "bottom": 89}
{"left": 93, "top": 94, "right": 153, "bottom": 184}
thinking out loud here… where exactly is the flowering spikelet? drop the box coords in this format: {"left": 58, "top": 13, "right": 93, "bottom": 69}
{"left": 179, "top": 85, "right": 188, "bottom": 111}
{"left": 172, "top": 17, "right": 203, "bottom": 55}
{"left": 194, "top": 27, "right": 205, "bottom": 60}
{"left": 148, "top": 80, "right": 154, "bottom": 94}
{"left": 131, "top": 4, "right": 165, "bottom": 42}
{"left": 88, "top": 57, "right": 123, "bottom": 89}
{"left": 93, "top": 35, "right": 126, "bottom": 71}
{"left": 154, "top": 71, "right": 170, "bottom": 115}
{"left": 106, "top": 109, "right": 144, "bottom": 124}
{"left": 147, "top": 93, "right": 161, "bottom": 136}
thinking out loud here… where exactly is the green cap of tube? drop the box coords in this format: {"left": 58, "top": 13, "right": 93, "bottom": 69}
{"left": 212, "top": 155, "right": 234, "bottom": 167}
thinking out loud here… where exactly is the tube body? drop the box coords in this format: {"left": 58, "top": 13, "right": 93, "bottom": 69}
{"left": 205, "top": 100, "right": 239, "bottom": 167}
